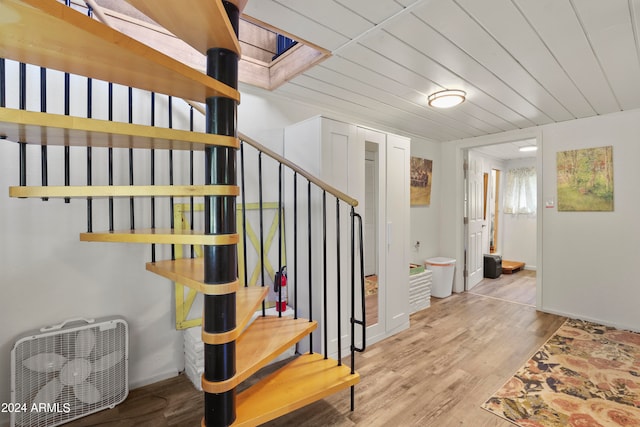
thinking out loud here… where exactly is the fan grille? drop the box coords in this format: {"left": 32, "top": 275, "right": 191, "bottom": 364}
{"left": 11, "top": 319, "right": 128, "bottom": 427}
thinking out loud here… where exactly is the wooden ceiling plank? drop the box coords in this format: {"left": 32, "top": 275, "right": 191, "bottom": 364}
{"left": 243, "top": 0, "right": 348, "bottom": 51}
{"left": 440, "top": 0, "right": 596, "bottom": 119}
{"left": 385, "top": 7, "right": 565, "bottom": 124}
{"left": 332, "top": 0, "right": 404, "bottom": 25}
{"left": 324, "top": 55, "right": 516, "bottom": 134}
{"left": 513, "top": 0, "right": 620, "bottom": 115}
{"left": 358, "top": 29, "right": 541, "bottom": 128}
{"left": 274, "top": 82, "right": 463, "bottom": 142}
{"left": 567, "top": 0, "right": 640, "bottom": 111}
{"left": 274, "top": 1, "right": 373, "bottom": 40}
{"left": 341, "top": 43, "right": 522, "bottom": 132}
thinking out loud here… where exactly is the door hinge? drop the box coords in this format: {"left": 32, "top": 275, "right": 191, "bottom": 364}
{"left": 463, "top": 268, "right": 468, "bottom": 278}
{"left": 463, "top": 217, "right": 468, "bottom": 225}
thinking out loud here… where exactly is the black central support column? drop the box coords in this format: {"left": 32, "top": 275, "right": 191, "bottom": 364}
{"left": 203, "top": 2, "right": 239, "bottom": 426}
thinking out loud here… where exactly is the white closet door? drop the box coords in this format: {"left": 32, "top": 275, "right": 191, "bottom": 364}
{"left": 385, "top": 134, "right": 410, "bottom": 332}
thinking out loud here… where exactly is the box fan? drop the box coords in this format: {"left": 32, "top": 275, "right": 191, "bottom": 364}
{"left": 11, "top": 317, "right": 129, "bottom": 427}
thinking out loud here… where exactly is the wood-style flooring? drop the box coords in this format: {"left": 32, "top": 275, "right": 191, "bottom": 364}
{"left": 67, "top": 280, "right": 565, "bottom": 427}
{"left": 468, "top": 269, "right": 536, "bottom": 306}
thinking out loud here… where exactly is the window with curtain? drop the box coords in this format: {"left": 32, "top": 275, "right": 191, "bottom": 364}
{"left": 503, "top": 167, "right": 536, "bottom": 215}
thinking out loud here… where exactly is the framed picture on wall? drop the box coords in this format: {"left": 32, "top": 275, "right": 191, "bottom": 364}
{"left": 410, "top": 156, "right": 432, "bottom": 206}
{"left": 556, "top": 145, "right": 613, "bottom": 211}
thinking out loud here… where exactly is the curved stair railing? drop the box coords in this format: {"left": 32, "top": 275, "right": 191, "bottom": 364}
{"left": 0, "top": 1, "right": 365, "bottom": 426}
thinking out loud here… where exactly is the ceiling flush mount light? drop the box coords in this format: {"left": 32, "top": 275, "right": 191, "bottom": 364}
{"left": 519, "top": 146, "right": 538, "bottom": 152}
{"left": 427, "top": 89, "right": 466, "bottom": 108}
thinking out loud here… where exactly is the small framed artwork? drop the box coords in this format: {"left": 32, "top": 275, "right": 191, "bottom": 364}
{"left": 556, "top": 145, "right": 613, "bottom": 211}
{"left": 410, "top": 156, "right": 433, "bottom": 206}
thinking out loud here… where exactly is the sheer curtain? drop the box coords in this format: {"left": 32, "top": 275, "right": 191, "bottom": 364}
{"left": 503, "top": 167, "right": 536, "bottom": 215}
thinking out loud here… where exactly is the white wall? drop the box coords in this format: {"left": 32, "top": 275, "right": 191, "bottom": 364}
{"left": 410, "top": 139, "right": 441, "bottom": 265}
{"left": 441, "top": 109, "right": 640, "bottom": 332}
{"left": 502, "top": 157, "right": 537, "bottom": 269}
{"left": 540, "top": 110, "right": 640, "bottom": 330}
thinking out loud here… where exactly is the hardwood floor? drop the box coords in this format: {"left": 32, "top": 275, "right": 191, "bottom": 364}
{"left": 67, "top": 288, "right": 565, "bottom": 427}
{"left": 468, "top": 269, "right": 536, "bottom": 306}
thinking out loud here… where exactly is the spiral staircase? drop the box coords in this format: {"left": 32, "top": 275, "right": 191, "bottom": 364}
{"left": 0, "top": 0, "right": 362, "bottom": 426}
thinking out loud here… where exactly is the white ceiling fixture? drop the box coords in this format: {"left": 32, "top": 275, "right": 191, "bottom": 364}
{"left": 519, "top": 145, "right": 538, "bottom": 152}
{"left": 427, "top": 89, "right": 466, "bottom": 108}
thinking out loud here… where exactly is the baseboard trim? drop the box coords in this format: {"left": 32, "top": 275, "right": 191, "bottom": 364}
{"left": 538, "top": 307, "right": 639, "bottom": 334}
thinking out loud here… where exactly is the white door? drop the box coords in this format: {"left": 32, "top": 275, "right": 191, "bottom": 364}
{"left": 466, "top": 152, "right": 486, "bottom": 289}
{"left": 385, "top": 135, "right": 410, "bottom": 332}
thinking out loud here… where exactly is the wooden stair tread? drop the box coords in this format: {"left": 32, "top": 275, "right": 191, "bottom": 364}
{"left": 81, "top": 229, "right": 237, "bottom": 246}
{"left": 147, "top": 258, "right": 240, "bottom": 295}
{"left": 0, "top": 108, "right": 238, "bottom": 151}
{"left": 202, "top": 317, "right": 318, "bottom": 393}
{"left": 0, "top": 0, "right": 239, "bottom": 103}
{"left": 9, "top": 185, "right": 238, "bottom": 199}
{"left": 232, "top": 352, "right": 360, "bottom": 427}
{"left": 124, "top": 0, "right": 241, "bottom": 56}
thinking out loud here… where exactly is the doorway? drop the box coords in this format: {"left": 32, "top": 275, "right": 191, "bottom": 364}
{"left": 464, "top": 139, "right": 538, "bottom": 305}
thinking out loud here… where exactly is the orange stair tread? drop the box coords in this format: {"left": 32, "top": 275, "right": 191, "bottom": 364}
{"left": 146, "top": 258, "right": 239, "bottom": 295}
{"left": 202, "top": 317, "right": 317, "bottom": 393}
{"left": 124, "top": 0, "right": 241, "bottom": 56}
{"left": 81, "top": 229, "right": 237, "bottom": 246}
{"left": 0, "top": 0, "right": 238, "bottom": 102}
{"left": 0, "top": 108, "right": 238, "bottom": 151}
{"left": 232, "top": 353, "right": 360, "bottom": 427}
{"left": 9, "top": 184, "right": 238, "bottom": 199}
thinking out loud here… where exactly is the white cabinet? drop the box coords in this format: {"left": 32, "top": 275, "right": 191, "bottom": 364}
{"left": 284, "top": 116, "right": 410, "bottom": 357}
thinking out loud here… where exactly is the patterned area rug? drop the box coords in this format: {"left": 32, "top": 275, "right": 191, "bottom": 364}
{"left": 482, "top": 318, "right": 640, "bottom": 427}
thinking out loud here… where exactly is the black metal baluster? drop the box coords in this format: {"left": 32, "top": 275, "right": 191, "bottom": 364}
{"left": 86, "top": 77, "right": 93, "bottom": 233}
{"left": 308, "top": 180, "right": 313, "bottom": 353}
{"left": 86, "top": 145, "right": 93, "bottom": 232}
{"left": 277, "top": 162, "right": 283, "bottom": 317}
{"left": 18, "top": 62, "right": 26, "bottom": 187}
{"left": 169, "top": 149, "right": 175, "bottom": 260}
{"left": 108, "top": 83, "right": 114, "bottom": 230}
{"left": 64, "top": 69, "right": 70, "bottom": 203}
{"left": 19, "top": 63, "right": 25, "bottom": 110}
{"left": 85, "top": 0, "right": 93, "bottom": 232}
{"left": 323, "top": 190, "right": 328, "bottom": 359}
{"left": 351, "top": 210, "right": 367, "bottom": 411}
{"left": 258, "top": 151, "right": 265, "bottom": 316}
{"left": 189, "top": 105, "right": 195, "bottom": 259}
{"left": 150, "top": 92, "right": 156, "bottom": 261}
{"left": 336, "top": 198, "right": 342, "bottom": 365}
{"left": 168, "top": 96, "right": 175, "bottom": 261}
{"left": 350, "top": 207, "right": 356, "bottom": 410}
{"left": 128, "top": 87, "right": 134, "bottom": 230}
{"left": 39, "top": 67, "right": 48, "bottom": 201}
{"left": 293, "top": 172, "right": 298, "bottom": 319}
{"left": 0, "top": 58, "right": 5, "bottom": 108}
{"left": 240, "top": 141, "right": 248, "bottom": 284}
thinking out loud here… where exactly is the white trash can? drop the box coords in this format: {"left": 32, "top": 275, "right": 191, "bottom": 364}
{"left": 425, "top": 257, "right": 456, "bottom": 298}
